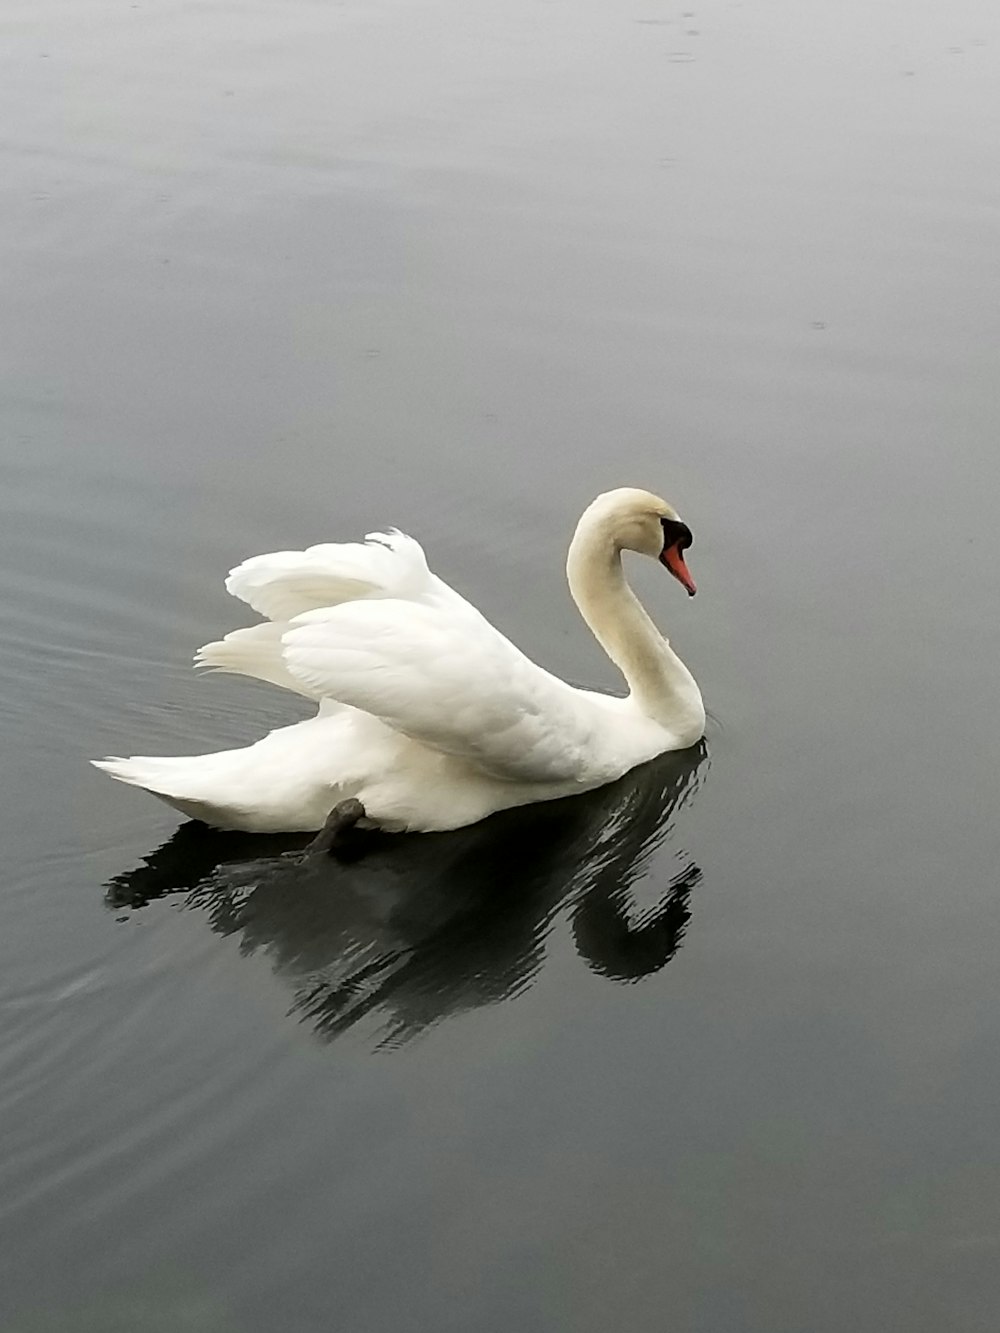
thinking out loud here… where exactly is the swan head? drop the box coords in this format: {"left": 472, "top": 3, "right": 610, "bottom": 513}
{"left": 579, "top": 488, "right": 697, "bottom": 596}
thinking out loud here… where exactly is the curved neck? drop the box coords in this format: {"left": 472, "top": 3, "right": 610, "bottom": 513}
{"left": 566, "top": 516, "right": 703, "bottom": 734}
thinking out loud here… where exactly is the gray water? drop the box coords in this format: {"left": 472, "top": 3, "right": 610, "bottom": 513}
{"left": 3, "top": 1, "right": 1000, "bottom": 1329}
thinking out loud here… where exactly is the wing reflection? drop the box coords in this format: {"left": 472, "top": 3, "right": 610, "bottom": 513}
{"left": 106, "top": 746, "right": 707, "bottom": 1046}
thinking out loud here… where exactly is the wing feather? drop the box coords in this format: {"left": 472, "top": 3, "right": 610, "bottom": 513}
{"left": 281, "top": 600, "right": 600, "bottom": 783}
{"left": 204, "top": 528, "right": 601, "bottom": 782}
{"left": 225, "top": 530, "right": 436, "bottom": 622}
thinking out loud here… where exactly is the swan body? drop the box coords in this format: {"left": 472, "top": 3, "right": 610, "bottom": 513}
{"left": 94, "top": 489, "right": 705, "bottom": 833}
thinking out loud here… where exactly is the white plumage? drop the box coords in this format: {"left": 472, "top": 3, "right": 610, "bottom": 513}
{"left": 93, "top": 489, "right": 705, "bottom": 833}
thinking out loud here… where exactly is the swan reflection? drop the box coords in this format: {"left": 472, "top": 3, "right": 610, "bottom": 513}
{"left": 107, "top": 746, "right": 707, "bottom": 1046}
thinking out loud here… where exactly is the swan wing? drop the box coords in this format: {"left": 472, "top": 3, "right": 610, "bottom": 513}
{"left": 198, "top": 529, "right": 479, "bottom": 700}
{"left": 224, "top": 530, "right": 450, "bottom": 622}
{"left": 280, "top": 600, "right": 602, "bottom": 783}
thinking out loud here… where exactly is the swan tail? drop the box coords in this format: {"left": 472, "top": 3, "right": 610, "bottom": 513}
{"left": 93, "top": 754, "right": 192, "bottom": 789}
{"left": 91, "top": 752, "right": 301, "bottom": 829}
{"left": 91, "top": 755, "right": 226, "bottom": 823}
{"left": 92, "top": 711, "right": 353, "bottom": 832}
{"left": 194, "top": 622, "right": 316, "bottom": 698}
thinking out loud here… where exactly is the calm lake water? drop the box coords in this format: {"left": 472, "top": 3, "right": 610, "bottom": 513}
{"left": 2, "top": 1, "right": 999, "bottom": 1329}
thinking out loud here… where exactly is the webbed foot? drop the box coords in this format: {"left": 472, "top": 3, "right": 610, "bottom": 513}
{"left": 302, "top": 798, "right": 368, "bottom": 857}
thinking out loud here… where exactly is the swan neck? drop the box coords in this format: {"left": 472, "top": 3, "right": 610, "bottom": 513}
{"left": 566, "top": 517, "right": 703, "bottom": 733}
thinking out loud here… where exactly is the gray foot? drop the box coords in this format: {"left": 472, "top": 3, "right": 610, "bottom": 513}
{"left": 302, "top": 798, "right": 368, "bottom": 857}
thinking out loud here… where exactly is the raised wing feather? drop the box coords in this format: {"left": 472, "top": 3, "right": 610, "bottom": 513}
{"left": 225, "top": 530, "right": 438, "bottom": 622}
{"left": 281, "top": 600, "right": 602, "bottom": 784}
{"left": 194, "top": 621, "right": 325, "bottom": 699}
{"left": 198, "top": 529, "right": 484, "bottom": 701}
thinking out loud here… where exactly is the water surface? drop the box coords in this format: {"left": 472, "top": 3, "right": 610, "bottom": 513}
{"left": 2, "top": 1, "right": 1000, "bottom": 1329}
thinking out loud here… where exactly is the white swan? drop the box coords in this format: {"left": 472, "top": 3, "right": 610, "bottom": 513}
{"left": 93, "top": 488, "right": 705, "bottom": 834}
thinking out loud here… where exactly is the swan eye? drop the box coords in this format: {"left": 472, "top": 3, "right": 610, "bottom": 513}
{"left": 660, "top": 517, "right": 692, "bottom": 552}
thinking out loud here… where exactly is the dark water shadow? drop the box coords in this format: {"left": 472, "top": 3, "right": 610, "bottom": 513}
{"left": 106, "top": 746, "right": 708, "bottom": 1047}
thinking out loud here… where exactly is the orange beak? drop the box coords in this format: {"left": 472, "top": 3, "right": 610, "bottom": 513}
{"left": 660, "top": 542, "right": 697, "bottom": 596}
